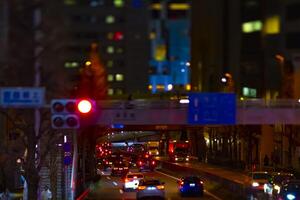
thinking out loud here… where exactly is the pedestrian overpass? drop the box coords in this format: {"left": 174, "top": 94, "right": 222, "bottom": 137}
{"left": 94, "top": 99, "right": 300, "bottom": 126}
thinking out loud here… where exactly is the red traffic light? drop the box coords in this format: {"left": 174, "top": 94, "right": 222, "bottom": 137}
{"left": 77, "top": 99, "right": 93, "bottom": 114}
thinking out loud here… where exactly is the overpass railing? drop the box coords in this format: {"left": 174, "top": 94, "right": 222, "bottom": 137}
{"left": 97, "top": 99, "right": 300, "bottom": 109}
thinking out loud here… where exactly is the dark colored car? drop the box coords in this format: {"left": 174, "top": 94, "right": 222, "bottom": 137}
{"left": 111, "top": 162, "right": 129, "bottom": 176}
{"left": 137, "top": 155, "right": 156, "bottom": 172}
{"left": 276, "top": 180, "right": 300, "bottom": 200}
{"left": 178, "top": 176, "right": 204, "bottom": 197}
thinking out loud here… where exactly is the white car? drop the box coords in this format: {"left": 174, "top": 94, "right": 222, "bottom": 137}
{"left": 136, "top": 179, "right": 165, "bottom": 200}
{"left": 123, "top": 172, "right": 144, "bottom": 191}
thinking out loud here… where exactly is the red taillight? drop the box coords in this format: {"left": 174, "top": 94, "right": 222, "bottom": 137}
{"left": 125, "top": 179, "right": 129, "bottom": 182}
{"left": 156, "top": 185, "right": 164, "bottom": 190}
{"left": 180, "top": 181, "right": 184, "bottom": 186}
{"left": 139, "top": 161, "right": 142, "bottom": 166}
{"left": 151, "top": 161, "right": 155, "bottom": 165}
{"left": 200, "top": 181, "right": 203, "bottom": 184}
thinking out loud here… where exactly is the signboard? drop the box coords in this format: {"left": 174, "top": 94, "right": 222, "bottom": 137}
{"left": 188, "top": 93, "right": 236, "bottom": 125}
{"left": 0, "top": 87, "right": 45, "bottom": 108}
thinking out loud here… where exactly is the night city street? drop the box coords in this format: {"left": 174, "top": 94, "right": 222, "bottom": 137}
{"left": 1, "top": 0, "right": 300, "bottom": 200}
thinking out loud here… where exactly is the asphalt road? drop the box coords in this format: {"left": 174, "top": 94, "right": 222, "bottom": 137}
{"left": 87, "top": 168, "right": 220, "bottom": 200}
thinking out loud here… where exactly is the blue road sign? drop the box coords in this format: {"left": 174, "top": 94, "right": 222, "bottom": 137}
{"left": 0, "top": 87, "right": 45, "bottom": 108}
{"left": 188, "top": 93, "right": 236, "bottom": 125}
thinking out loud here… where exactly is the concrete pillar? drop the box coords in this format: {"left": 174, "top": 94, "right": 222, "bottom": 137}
{"left": 259, "top": 125, "right": 274, "bottom": 168}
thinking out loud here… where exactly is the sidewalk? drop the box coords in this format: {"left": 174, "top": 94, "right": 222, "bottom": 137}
{"left": 155, "top": 156, "right": 248, "bottom": 185}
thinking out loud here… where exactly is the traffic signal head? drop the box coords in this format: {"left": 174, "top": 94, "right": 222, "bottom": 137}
{"left": 50, "top": 99, "right": 96, "bottom": 129}
{"left": 77, "top": 99, "right": 93, "bottom": 114}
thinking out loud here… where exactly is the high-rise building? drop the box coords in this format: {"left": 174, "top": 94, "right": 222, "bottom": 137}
{"left": 192, "top": 0, "right": 300, "bottom": 99}
{"left": 0, "top": 0, "right": 8, "bottom": 85}
{"left": 63, "top": 0, "right": 150, "bottom": 97}
{"left": 148, "top": 0, "right": 191, "bottom": 94}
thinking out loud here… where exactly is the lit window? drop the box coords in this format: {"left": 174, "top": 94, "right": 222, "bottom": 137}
{"left": 106, "top": 15, "right": 115, "bottom": 24}
{"left": 264, "top": 16, "right": 280, "bottom": 34}
{"left": 115, "top": 74, "right": 124, "bottom": 81}
{"left": 64, "top": 62, "right": 79, "bottom": 68}
{"left": 64, "top": 0, "right": 76, "bottom": 5}
{"left": 114, "top": 0, "right": 124, "bottom": 7}
{"left": 243, "top": 87, "right": 257, "bottom": 97}
{"left": 242, "top": 20, "right": 263, "bottom": 33}
{"left": 150, "top": 3, "right": 162, "bottom": 10}
{"left": 108, "top": 88, "right": 114, "bottom": 95}
{"left": 149, "top": 32, "right": 156, "bottom": 40}
{"left": 107, "top": 46, "right": 114, "bottom": 54}
{"left": 169, "top": 3, "right": 190, "bottom": 10}
{"left": 107, "top": 74, "right": 114, "bottom": 82}
{"left": 107, "top": 60, "right": 114, "bottom": 68}
{"left": 114, "top": 32, "right": 124, "bottom": 40}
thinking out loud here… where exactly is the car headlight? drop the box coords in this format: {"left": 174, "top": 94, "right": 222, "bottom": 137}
{"left": 252, "top": 182, "right": 259, "bottom": 187}
{"left": 274, "top": 185, "right": 280, "bottom": 193}
{"left": 287, "top": 194, "right": 296, "bottom": 200}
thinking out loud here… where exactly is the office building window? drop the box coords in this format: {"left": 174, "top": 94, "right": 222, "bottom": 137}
{"left": 264, "top": 16, "right": 280, "bottom": 34}
{"left": 64, "top": 0, "right": 76, "bottom": 5}
{"left": 107, "top": 46, "right": 115, "bottom": 54}
{"left": 115, "top": 74, "right": 124, "bottom": 81}
{"left": 64, "top": 62, "right": 79, "bottom": 68}
{"left": 106, "top": 15, "right": 115, "bottom": 24}
{"left": 107, "top": 32, "right": 114, "bottom": 40}
{"left": 108, "top": 88, "right": 114, "bottom": 95}
{"left": 107, "top": 74, "right": 114, "bottom": 82}
{"left": 90, "top": 0, "right": 104, "bottom": 7}
{"left": 114, "top": 0, "right": 124, "bottom": 7}
{"left": 242, "top": 20, "right": 262, "bottom": 33}
{"left": 115, "top": 89, "right": 123, "bottom": 95}
{"left": 107, "top": 60, "right": 114, "bottom": 68}
{"left": 116, "top": 47, "right": 124, "bottom": 54}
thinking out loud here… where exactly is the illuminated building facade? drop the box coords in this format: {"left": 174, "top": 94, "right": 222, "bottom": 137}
{"left": 148, "top": 0, "right": 191, "bottom": 94}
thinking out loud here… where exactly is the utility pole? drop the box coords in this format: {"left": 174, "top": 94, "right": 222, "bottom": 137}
{"left": 33, "top": 4, "right": 42, "bottom": 200}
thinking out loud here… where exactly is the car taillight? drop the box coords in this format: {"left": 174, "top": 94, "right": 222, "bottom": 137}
{"left": 156, "top": 185, "right": 164, "bottom": 190}
{"left": 138, "top": 186, "right": 146, "bottom": 190}
{"left": 180, "top": 181, "right": 184, "bottom": 186}
{"left": 125, "top": 179, "right": 129, "bottom": 182}
{"left": 200, "top": 181, "right": 203, "bottom": 184}
{"left": 151, "top": 161, "right": 155, "bottom": 165}
{"left": 139, "top": 161, "right": 142, "bottom": 166}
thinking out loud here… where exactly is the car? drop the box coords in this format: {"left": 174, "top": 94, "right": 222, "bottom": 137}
{"left": 111, "top": 162, "right": 129, "bottom": 176}
{"left": 137, "top": 154, "right": 157, "bottom": 172}
{"left": 178, "top": 176, "right": 204, "bottom": 197}
{"left": 264, "top": 172, "right": 295, "bottom": 197}
{"left": 247, "top": 171, "right": 271, "bottom": 195}
{"left": 136, "top": 179, "right": 165, "bottom": 200}
{"left": 123, "top": 172, "right": 144, "bottom": 191}
{"left": 276, "top": 180, "right": 300, "bottom": 200}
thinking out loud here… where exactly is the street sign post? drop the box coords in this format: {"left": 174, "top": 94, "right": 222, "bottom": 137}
{"left": 188, "top": 92, "right": 236, "bottom": 125}
{"left": 0, "top": 87, "right": 45, "bottom": 108}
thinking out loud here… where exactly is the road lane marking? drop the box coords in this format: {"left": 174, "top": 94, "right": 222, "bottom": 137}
{"left": 106, "top": 176, "right": 111, "bottom": 180}
{"left": 113, "top": 181, "right": 118, "bottom": 186}
{"left": 156, "top": 170, "right": 222, "bottom": 200}
{"left": 119, "top": 189, "right": 123, "bottom": 194}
